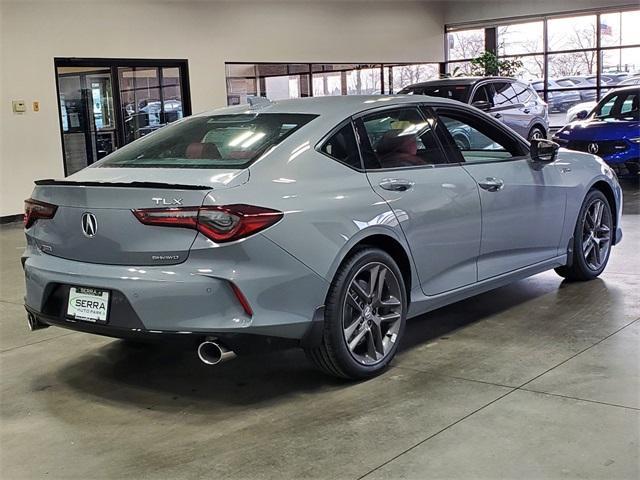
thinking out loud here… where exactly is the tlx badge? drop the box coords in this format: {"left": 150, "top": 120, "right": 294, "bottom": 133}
{"left": 152, "top": 197, "right": 184, "bottom": 206}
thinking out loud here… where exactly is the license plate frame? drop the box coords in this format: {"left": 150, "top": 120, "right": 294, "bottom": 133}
{"left": 66, "top": 286, "right": 111, "bottom": 324}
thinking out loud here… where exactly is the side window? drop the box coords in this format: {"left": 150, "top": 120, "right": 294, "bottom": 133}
{"left": 471, "top": 85, "right": 492, "bottom": 105}
{"left": 620, "top": 92, "right": 638, "bottom": 116}
{"left": 597, "top": 96, "right": 617, "bottom": 117}
{"left": 320, "top": 122, "right": 361, "bottom": 169}
{"left": 356, "top": 107, "right": 447, "bottom": 169}
{"left": 492, "top": 82, "right": 519, "bottom": 107}
{"left": 435, "top": 109, "right": 526, "bottom": 163}
{"left": 512, "top": 82, "right": 531, "bottom": 103}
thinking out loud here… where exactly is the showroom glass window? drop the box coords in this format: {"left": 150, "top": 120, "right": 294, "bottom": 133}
{"left": 225, "top": 62, "right": 440, "bottom": 104}
{"left": 446, "top": 7, "right": 640, "bottom": 127}
{"left": 390, "top": 64, "right": 439, "bottom": 93}
{"left": 447, "top": 28, "right": 485, "bottom": 62}
{"left": 55, "top": 59, "right": 191, "bottom": 175}
{"left": 226, "top": 64, "right": 311, "bottom": 105}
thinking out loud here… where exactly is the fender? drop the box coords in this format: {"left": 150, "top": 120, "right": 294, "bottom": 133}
{"left": 325, "top": 224, "right": 421, "bottom": 293}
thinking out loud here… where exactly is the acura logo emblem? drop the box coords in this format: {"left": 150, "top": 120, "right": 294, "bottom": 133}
{"left": 588, "top": 142, "right": 599, "bottom": 154}
{"left": 81, "top": 213, "right": 98, "bottom": 237}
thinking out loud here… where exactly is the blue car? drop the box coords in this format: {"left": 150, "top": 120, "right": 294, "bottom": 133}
{"left": 553, "top": 86, "right": 640, "bottom": 175}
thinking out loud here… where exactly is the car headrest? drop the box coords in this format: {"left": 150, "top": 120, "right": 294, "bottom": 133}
{"left": 376, "top": 131, "right": 418, "bottom": 156}
{"left": 185, "top": 142, "right": 221, "bottom": 159}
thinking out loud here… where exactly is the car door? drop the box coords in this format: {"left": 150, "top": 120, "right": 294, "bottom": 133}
{"left": 433, "top": 106, "right": 567, "bottom": 281}
{"left": 489, "top": 81, "right": 531, "bottom": 137}
{"left": 512, "top": 82, "right": 546, "bottom": 133}
{"left": 355, "top": 106, "right": 482, "bottom": 296}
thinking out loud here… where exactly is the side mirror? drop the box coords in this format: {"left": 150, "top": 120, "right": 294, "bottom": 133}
{"left": 576, "top": 110, "right": 588, "bottom": 120}
{"left": 471, "top": 100, "right": 491, "bottom": 111}
{"left": 530, "top": 138, "right": 559, "bottom": 163}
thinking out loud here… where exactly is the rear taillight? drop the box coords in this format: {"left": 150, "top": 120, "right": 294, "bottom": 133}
{"left": 24, "top": 198, "right": 57, "bottom": 228}
{"left": 132, "top": 204, "right": 283, "bottom": 243}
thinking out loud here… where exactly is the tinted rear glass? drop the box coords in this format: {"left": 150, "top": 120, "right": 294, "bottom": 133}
{"left": 97, "top": 113, "right": 317, "bottom": 169}
{"left": 401, "top": 85, "right": 470, "bottom": 102}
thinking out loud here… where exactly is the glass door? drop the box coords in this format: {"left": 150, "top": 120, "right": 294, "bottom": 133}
{"left": 56, "top": 59, "right": 191, "bottom": 176}
{"left": 57, "top": 67, "right": 117, "bottom": 175}
{"left": 86, "top": 72, "right": 117, "bottom": 161}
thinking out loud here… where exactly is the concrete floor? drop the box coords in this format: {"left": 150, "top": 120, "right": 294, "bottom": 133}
{"left": 1, "top": 179, "right": 638, "bottom": 480}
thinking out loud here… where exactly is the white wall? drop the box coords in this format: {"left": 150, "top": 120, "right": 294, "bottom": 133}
{"left": 0, "top": 0, "right": 446, "bottom": 216}
{"left": 443, "top": 0, "right": 634, "bottom": 25}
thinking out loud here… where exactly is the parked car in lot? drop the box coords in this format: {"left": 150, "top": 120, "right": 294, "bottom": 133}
{"left": 566, "top": 101, "right": 598, "bottom": 123}
{"left": 23, "top": 95, "right": 623, "bottom": 379}
{"left": 556, "top": 76, "right": 599, "bottom": 101}
{"left": 601, "top": 73, "right": 630, "bottom": 85}
{"left": 532, "top": 79, "right": 582, "bottom": 113}
{"left": 554, "top": 86, "right": 640, "bottom": 175}
{"left": 398, "top": 77, "right": 549, "bottom": 140}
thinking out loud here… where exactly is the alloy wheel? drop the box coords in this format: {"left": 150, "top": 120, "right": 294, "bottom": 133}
{"left": 582, "top": 198, "right": 611, "bottom": 271}
{"left": 342, "top": 262, "right": 403, "bottom": 365}
{"left": 530, "top": 129, "right": 544, "bottom": 140}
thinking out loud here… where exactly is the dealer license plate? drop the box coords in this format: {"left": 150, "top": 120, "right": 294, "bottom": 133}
{"left": 66, "top": 287, "right": 110, "bottom": 323}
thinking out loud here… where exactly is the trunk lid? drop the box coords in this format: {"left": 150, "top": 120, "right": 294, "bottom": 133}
{"left": 28, "top": 168, "right": 248, "bottom": 266}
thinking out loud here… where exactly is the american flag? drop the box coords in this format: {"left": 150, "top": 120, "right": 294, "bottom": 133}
{"left": 600, "top": 22, "right": 613, "bottom": 36}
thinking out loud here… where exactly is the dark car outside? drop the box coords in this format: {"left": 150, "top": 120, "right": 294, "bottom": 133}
{"left": 532, "top": 79, "right": 582, "bottom": 113}
{"left": 556, "top": 76, "right": 599, "bottom": 101}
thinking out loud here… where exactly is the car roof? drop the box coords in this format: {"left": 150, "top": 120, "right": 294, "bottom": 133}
{"left": 197, "top": 95, "right": 464, "bottom": 119}
{"left": 401, "top": 76, "right": 518, "bottom": 89}
{"left": 618, "top": 76, "right": 640, "bottom": 85}
{"left": 605, "top": 85, "right": 640, "bottom": 94}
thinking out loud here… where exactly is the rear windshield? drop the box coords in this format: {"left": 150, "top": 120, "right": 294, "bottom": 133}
{"left": 97, "top": 113, "right": 317, "bottom": 169}
{"left": 400, "top": 85, "right": 470, "bottom": 102}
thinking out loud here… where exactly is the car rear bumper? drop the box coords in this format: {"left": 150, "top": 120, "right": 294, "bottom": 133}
{"left": 24, "top": 305, "right": 310, "bottom": 352}
{"left": 23, "top": 233, "right": 328, "bottom": 341}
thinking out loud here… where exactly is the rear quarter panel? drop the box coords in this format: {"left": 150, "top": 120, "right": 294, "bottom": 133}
{"left": 202, "top": 144, "right": 419, "bottom": 289}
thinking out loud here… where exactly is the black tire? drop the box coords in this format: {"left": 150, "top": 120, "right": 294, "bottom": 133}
{"left": 305, "top": 248, "right": 407, "bottom": 380}
{"left": 555, "top": 189, "right": 613, "bottom": 281}
{"left": 625, "top": 162, "right": 639, "bottom": 176}
{"left": 528, "top": 126, "right": 546, "bottom": 141}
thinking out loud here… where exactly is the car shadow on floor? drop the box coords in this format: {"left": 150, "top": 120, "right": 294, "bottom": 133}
{"left": 619, "top": 175, "right": 639, "bottom": 215}
{"left": 37, "top": 273, "right": 574, "bottom": 413}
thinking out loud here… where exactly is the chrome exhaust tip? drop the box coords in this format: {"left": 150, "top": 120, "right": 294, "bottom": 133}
{"left": 27, "top": 313, "right": 49, "bottom": 331}
{"left": 197, "top": 339, "right": 236, "bottom": 365}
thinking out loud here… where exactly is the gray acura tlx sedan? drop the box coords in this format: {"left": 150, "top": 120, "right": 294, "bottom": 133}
{"left": 23, "top": 95, "right": 623, "bottom": 379}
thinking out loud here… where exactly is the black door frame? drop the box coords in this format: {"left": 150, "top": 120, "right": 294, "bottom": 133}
{"left": 57, "top": 68, "right": 115, "bottom": 168}
{"left": 54, "top": 58, "right": 192, "bottom": 176}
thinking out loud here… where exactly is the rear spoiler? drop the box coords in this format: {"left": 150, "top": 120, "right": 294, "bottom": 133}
{"left": 35, "top": 179, "right": 212, "bottom": 190}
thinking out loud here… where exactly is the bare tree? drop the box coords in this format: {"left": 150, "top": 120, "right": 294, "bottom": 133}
{"left": 393, "top": 65, "right": 438, "bottom": 90}
{"left": 547, "top": 23, "right": 597, "bottom": 76}
{"left": 448, "top": 31, "right": 484, "bottom": 61}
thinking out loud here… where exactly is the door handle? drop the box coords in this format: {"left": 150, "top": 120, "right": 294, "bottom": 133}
{"left": 379, "top": 178, "right": 414, "bottom": 192}
{"left": 523, "top": 108, "right": 531, "bottom": 114}
{"left": 478, "top": 177, "right": 505, "bottom": 192}
{"left": 494, "top": 113, "right": 502, "bottom": 119}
